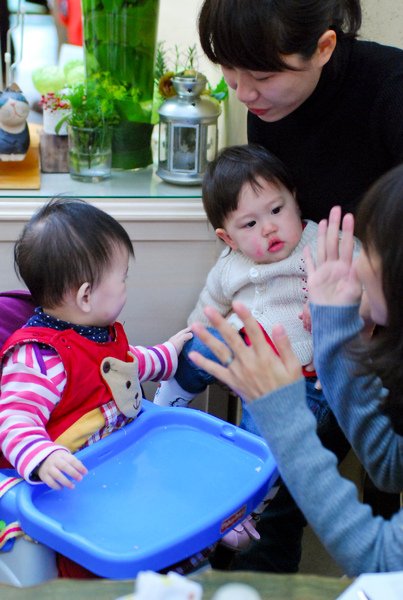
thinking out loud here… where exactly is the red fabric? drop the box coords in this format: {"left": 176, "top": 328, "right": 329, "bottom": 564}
{"left": 57, "top": 554, "right": 100, "bottom": 579}
{"left": 67, "top": 0, "right": 83, "bottom": 46}
{"left": 240, "top": 325, "right": 316, "bottom": 378}
{"left": 56, "top": 0, "right": 83, "bottom": 45}
{"left": 0, "top": 323, "right": 132, "bottom": 442}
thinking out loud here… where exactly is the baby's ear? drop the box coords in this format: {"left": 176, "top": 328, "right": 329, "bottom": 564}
{"left": 76, "top": 282, "right": 92, "bottom": 313}
{"left": 215, "top": 228, "right": 238, "bottom": 251}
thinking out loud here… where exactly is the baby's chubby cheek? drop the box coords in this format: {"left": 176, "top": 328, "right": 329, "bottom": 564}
{"left": 252, "top": 239, "right": 265, "bottom": 258}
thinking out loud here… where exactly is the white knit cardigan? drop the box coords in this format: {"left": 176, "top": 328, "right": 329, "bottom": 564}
{"left": 188, "top": 219, "right": 319, "bottom": 366}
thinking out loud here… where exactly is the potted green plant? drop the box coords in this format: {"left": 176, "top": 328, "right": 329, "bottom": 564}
{"left": 56, "top": 79, "right": 119, "bottom": 182}
{"left": 154, "top": 43, "right": 229, "bottom": 109}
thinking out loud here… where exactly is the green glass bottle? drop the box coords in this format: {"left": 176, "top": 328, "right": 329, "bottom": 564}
{"left": 81, "top": 0, "right": 160, "bottom": 169}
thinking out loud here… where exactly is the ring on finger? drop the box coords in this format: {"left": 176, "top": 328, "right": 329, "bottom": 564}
{"left": 222, "top": 353, "right": 234, "bottom": 367}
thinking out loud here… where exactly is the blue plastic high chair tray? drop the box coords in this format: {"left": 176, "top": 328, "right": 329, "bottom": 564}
{"left": 10, "top": 401, "right": 277, "bottom": 578}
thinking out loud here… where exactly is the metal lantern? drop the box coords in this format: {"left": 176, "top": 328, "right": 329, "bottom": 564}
{"left": 157, "top": 72, "right": 221, "bottom": 185}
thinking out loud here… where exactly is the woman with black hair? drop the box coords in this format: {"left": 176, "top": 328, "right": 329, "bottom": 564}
{"left": 198, "top": 0, "right": 403, "bottom": 223}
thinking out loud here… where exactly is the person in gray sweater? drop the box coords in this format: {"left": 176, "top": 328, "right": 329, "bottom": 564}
{"left": 188, "top": 164, "right": 403, "bottom": 575}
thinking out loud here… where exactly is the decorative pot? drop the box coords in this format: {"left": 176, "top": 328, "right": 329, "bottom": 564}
{"left": 43, "top": 108, "right": 70, "bottom": 136}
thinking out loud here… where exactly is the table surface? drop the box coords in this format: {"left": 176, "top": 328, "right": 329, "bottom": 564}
{"left": 0, "top": 166, "right": 202, "bottom": 200}
{"left": 0, "top": 123, "right": 202, "bottom": 201}
{"left": 0, "top": 570, "right": 352, "bottom": 599}
{"left": 0, "top": 165, "right": 207, "bottom": 223}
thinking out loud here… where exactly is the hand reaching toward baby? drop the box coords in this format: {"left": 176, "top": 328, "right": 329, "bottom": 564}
{"left": 168, "top": 327, "right": 193, "bottom": 354}
{"left": 37, "top": 449, "right": 88, "bottom": 490}
{"left": 190, "top": 302, "right": 302, "bottom": 402}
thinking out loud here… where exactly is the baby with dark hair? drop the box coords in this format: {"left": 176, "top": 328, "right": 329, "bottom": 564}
{"left": 155, "top": 145, "right": 359, "bottom": 550}
{"left": 0, "top": 197, "right": 192, "bottom": 576}
{"left": 156, "top": 145, "right": 327, "bottom": 421}
{"left": 1, "top": 197, "right": 191, "bottom": 487}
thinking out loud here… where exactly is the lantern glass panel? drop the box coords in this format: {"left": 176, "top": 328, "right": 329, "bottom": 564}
{"left": 158, "top": 122, "right": 168, "bottom": 164}
{"left": 172, "top": 125, "right": 199, "bottom": 172}
{"left": 206, "top": 123, "right": 218, "bottom": 162}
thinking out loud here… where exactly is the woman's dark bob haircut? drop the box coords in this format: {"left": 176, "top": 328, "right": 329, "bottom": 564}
{"left": 198, "top": 0, "right": 362, "bottom": 72}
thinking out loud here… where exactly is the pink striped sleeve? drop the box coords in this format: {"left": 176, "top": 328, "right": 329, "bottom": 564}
{"left": 0, "top": 344, "right": 68, "bottom": 483}
{"left": 129, "top": 342, "right": 178, "bottom": 382}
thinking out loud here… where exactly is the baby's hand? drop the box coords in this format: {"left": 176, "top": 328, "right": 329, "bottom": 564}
{"left": 304, "top": 360, "right": 315, "bottom": 372}
{"left": 168, "top": 327, "right": 193, "bottom": 355}
{"left": 299, "top": 302, "right": 312, "bottom": 332}
{"left": 303, "top": 362, "right": 321, "bottom": 389}
{"left": 37, "top": 449, "right": 88, "bottom": 490}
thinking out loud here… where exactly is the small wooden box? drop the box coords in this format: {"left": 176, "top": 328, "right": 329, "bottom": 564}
{"left": 39, "top": 131, "right": 69, "bottom": 173}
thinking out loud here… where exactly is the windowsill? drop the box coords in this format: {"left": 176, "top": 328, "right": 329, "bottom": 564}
{"left": 0, "top": 166, "right": 205, "bottom": 222}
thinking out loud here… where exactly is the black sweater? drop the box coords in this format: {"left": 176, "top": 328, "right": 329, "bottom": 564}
{"left": 248, "top": 38, "right": 403, "bottom": 222}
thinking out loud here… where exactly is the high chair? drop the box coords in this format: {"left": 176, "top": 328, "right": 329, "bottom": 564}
{"left": 0, "top": 291, "right": 278, "bottom": 586}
